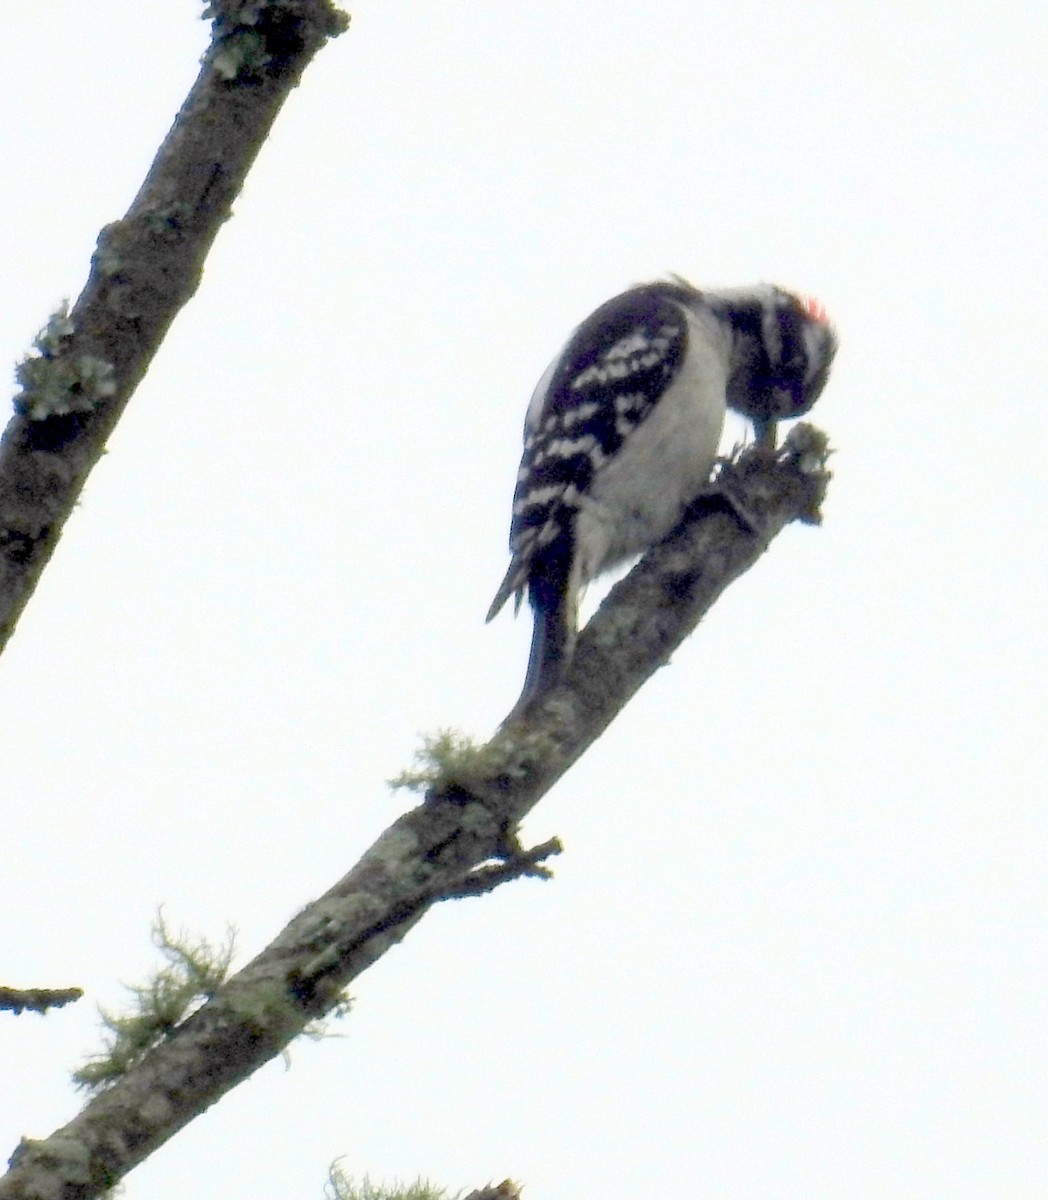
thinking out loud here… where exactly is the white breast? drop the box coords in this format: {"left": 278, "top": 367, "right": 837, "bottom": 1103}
{"left": 574, "top": 303, "right": 730, "bottom": 582}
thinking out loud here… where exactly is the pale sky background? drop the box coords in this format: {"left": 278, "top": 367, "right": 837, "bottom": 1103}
{"left": 3, "top": 2, "right": 1047, "bottom": 1198}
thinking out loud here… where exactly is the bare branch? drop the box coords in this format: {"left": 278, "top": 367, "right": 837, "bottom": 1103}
{"left": 0, "top": 0, "right": 348, "bottom": 654}
{"left": 443, "top": 837, "right": 564, "bottom": 898}
{"left": 0, "top": 987, "right": 83, "bottom": 1016}
{"left": 0, "top": 427, "right": 829, "bottom": 1200}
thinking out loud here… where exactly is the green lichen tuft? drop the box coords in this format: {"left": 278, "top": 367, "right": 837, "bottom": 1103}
{"left": 14, "top": 302, "right": 118, "bottom": 420}
{"left": 303, "top": 991, "right": 354, "bottom": 1039}
{"left": 72, "top": 913, "right": 235, "bottom": 1092}
{"left": 212, "top": 29, "right": 271, "bottom": 79}
{"left": 388, "top": 730, "right": 519, "bottom": 795}
{"left": 33, "top": 303, "right": 75, "bottom": 351}
{"left": 783, "top": 421, "right": 832, "bottom": 475}
{"left": 326, "top": 1162, "right": 452, "bottom": 1200}
{"left": 205, "top": 0, "right": 349, "bottom": 80}
{"left": 202, "top": 0, "right": 266, "bottom": 25}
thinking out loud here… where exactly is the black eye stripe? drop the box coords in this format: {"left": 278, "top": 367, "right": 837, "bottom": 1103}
{"left": 775, "top": 302, "right": 808, "bottom": 363}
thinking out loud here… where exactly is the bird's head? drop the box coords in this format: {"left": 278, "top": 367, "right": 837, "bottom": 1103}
{"left": 711, "top": 285, "right": 838, "bottom": 447}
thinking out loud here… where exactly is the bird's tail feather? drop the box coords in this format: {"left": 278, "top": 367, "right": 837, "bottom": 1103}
{"left": 504, "top": 588, "right": 574, "bottom": 722}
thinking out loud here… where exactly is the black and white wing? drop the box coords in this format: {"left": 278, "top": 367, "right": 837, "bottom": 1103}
{"left": 488, "top": 280, "right": 728, "bottom": 709}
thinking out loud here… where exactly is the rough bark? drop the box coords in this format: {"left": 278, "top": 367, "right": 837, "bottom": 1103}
{"left": 0, "top": 0, "right": 349, "bottom": 653}
{"left": 0, "top": 427, "right": 830, "bottom": 1200}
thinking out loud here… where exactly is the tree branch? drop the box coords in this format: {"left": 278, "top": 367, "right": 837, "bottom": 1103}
{"left": 0, "top": 0, "right": 349, "bottom": 654}
{"left": 0, "top": 988, "right": 83, "bottom": 1017}
{"left": 0, "top": 425, "right": 830, "bottom": 1200}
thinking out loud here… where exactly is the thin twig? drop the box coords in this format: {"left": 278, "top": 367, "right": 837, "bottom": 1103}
{"left": 0, "top": 987, "right": 83, "bottom": 1016}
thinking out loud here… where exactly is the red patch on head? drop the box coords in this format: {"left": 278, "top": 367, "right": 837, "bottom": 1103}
{"left": 800, "top": 294, "right": 829, "bottom": 324}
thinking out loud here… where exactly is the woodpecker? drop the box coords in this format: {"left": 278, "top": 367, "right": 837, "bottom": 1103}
{"left": 488, "top": 278, "right": 837, "bottom": 713}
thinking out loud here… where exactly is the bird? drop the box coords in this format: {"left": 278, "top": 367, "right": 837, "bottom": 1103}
{"left": 487, "top": 277, "right": 837, "bottom": 714}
